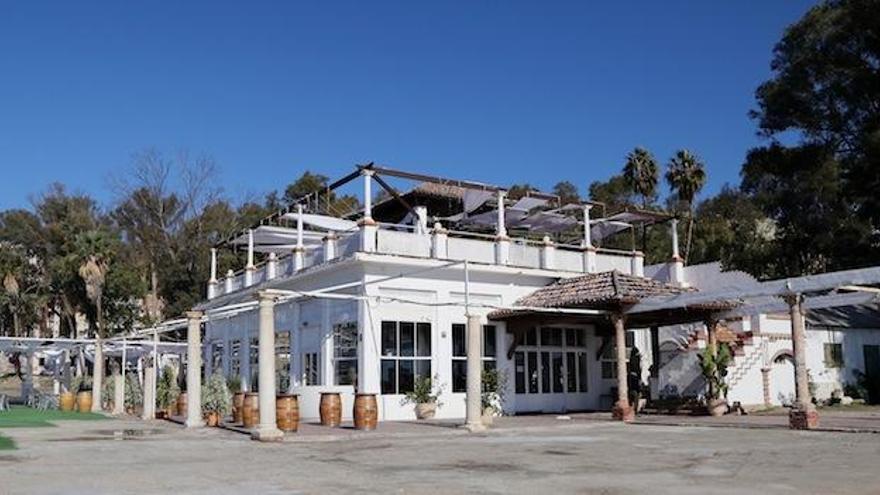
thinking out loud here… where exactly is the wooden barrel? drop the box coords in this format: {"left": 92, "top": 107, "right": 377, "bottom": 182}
{"left": 59, "top": 391, "right": 76, "bottom": 412}
{"left": 275, "top": 394, "right": 299, "bottom": 432}
{"left": 232, "top": 392, "right": 245, "bottom": 424}
{"left": 76, "top": 391, "right": 92, "bottom": 413}
{"left": 177, "top": 392, "right": 188, "bottom": 418}
{"left": 242, "top": 392, "right": 260, "bottom": 428}
{"left": 353, "top": 394, "right": 378, "bottom": 431}
{"left": 319, "top": 392, "right": 342, "bottom": 427}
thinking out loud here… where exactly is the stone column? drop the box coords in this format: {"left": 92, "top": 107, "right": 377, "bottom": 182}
{"left": 785, "top": 294, "right": 818, "bottom": 429}
{"left": 244, "top": 229, "right": 256, "bottom": 287}
{"left": 464, "top": 313, "right": 485, "bottom": 432}
{"left": 611, "top": 312, "right": 634, "bottom": 421}
{"left": 761, "top": 367, "right": 772, "bottom": 408}
{"left": 266, "top": 252, "right": 277, "bottom": 280}
{"left": 583, "top": 246, "right": 598, "bottom": 274}
{"left": 705, "top": 318, "right": 719, "bottom": 400}
{"left": 113, "top": 361, "right": 124, "bottom": 415}
{"left": 91, "top": 339, "right": 104, "bottom": 412}
{"left": 224, "top": 270, "right": 234, "bottom": 294}
{"left": 631, "top": 251, "right": 644, "bottom": 277}
{"left": 208, "top": 248, "right": 218, "bottom": 299}
{"left": 669, "top": 219, "right": 686, "bottom": 287}
{"left": 142, "top": 357, "right": 155, "bottom": 420}
{"left": 293, "top": 203, "right": 306, "bottom": 270}
{"left": 253, "top": 291, "right": 283, "bottom": 441}
{"left": 185, "top": 310, "right": 205, "bottom": 428}
{"left": 359, "top": 173, "right": 378, "bottom": 253}
{"left": 323, "top": 232, "right": 337, "bottom": 262}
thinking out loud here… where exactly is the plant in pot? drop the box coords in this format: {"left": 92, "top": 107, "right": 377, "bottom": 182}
{"left": 156, "top": 366, "right": 180, "bottom": 419}
{"left": 227, "top": 375, "right": 244, "bottom": 424}
{"left": 481, "top": 368, "right": 507, "bottom": 425}
{"left": 202, "top": 371, "right": 231, "bottom": 427}
{"left": 698, "top": 342, "right": 731, "bottom": 417}
{"left": 402, "top": 375, "right": 443, "bottom": 420}
{"left": 124, "top": 373, "right": 143, "bottom": 415}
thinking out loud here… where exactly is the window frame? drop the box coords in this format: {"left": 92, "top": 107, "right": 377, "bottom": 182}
{"left": 380, "top": 320, "right": 432, "bottom": 395}
{"left": 451, "top": 323, "right": 497, "bottom": 393}
{"left": 514, "top": 326, "right": 589, "bottom": 395}
{"left": 823, "top": 342, "right": 844, "bottom": 368}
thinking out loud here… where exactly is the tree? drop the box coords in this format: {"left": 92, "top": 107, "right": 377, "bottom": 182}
{"left": 552, "top": 181, "right": 581, "bottom": 205}
{"left": 745, "top": 0, "right": 880, "bottom": 273}
{"left": 622, "top": 147, "right": 659, "bottom": 209}
{"left": 588, "top": 174, "right": 635, "bottom": 213}
{"left": 665, "top": 150, "right": 707, "bottom": 263}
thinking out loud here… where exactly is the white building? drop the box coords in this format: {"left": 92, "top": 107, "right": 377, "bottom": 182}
{"left": 194, "top": 165, "right": 880, "bottom": 424}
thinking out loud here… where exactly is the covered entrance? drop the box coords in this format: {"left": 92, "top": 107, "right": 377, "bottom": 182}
{"left": 512, "top": 326, "right": 592, "bottom": 413}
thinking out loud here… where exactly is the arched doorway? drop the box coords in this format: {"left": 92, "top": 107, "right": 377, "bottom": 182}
{"left": 770, "top": 351, "right": 795, "bottom": 406}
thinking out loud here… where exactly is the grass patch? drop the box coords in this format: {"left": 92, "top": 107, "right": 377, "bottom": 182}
{"left": 0, "top": 406, "right": 107, "bottom": 428}
{"left": 0, "top": 434, "right": 15, "bottom": 450}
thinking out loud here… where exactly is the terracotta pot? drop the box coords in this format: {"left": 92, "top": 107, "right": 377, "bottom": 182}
{"left": 177, "top": 392, "right": 188, "bottom": 418}
{"left": 707, "top": 398, "right": 728, "bottom": 417}
{"left": 481, "top": 406, "right": 495, "bottom": 426}
{"left": 204, "top": 411, "right": 220, "bottom": 427}
{"left": 59, "top": 392, "right": 76, "bottom": 412}
{"left": 414, "top": 402, "right": 436, "bottom": 420}
{"left": 232, "top": 392, "right": 245, "bottom": 424}
{"left": 76, "top": 391, "right": 92, "bottom": 413}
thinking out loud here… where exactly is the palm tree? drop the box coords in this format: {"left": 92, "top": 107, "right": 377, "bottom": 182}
{"left": 665, "top": 149, "right": 707, "bottom": 263}
{"left": 622, "top": 147, "right": 659, "bottom": 209}
{"left": 623, "top": 147, "right": 659, "bottom": 251}
{"left": 74, "top": 230, "right": 114, "bottom": 412}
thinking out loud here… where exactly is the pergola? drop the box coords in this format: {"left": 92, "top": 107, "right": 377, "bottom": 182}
{"left": 490, "top": 266, "right": 880, "bottom": 428}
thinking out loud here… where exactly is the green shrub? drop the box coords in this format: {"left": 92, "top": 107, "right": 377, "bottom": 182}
{"left": 202, "top": 371, "right": 231, "bottom": 416}
{"left": 157, "top": 366, "right": 180, "bottom": 409}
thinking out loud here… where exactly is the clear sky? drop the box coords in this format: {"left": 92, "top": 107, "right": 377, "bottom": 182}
{"left": 0, "top": 1, "right": 817, "bottom": 210}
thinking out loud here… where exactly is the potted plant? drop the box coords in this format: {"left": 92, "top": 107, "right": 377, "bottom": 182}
{"left": 156, "top": 366, "right": 180, "bottom": 418}
{"left": 227, "top": 375, "right": 244, "bottom": 424}
{"left": 202, "top": 371, "right": 231, "bottom": 427}
{"left": 481, "top": 368, "right": 507, "bottom": 426}
{"left": 124, "top": 373, "right": 143, "bottom": 415}
{"left": 402, "top": 375, "right": 443, "bottom": 420}
{"left": 699, "top": 343, "right": 732, "bottom": 417}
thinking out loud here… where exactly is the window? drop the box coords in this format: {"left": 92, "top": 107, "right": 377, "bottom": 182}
{"left": 514, "top": 327, "right": 588, "bottom": 395}
{"left": 249, "top": 337, "right": 259, "bottom": 391}
{"left": 824, "top": 343, "right": 844, "bottom": 368}
{"left": 381, "top": 321, "right": 432, "bottom": 394}
{"left": 601, "top": 331, "right": 634, "bottom": 380}
{"left": 230, "top": 340, "right": 241, "bottom": 377}
{"left": 302, "top": 352, "right": 320, "bottom": 385}
{"left": 451, "top": 324, "right": 497, "bottom": 393}
{"left": 211, "top": 341, "right": 224, "bottom": 372}
{"left": 276, "top": 332, "right": 290, "bottom": 392}
{"left": 333, "top": 322, "right": 358, "bottom": 385}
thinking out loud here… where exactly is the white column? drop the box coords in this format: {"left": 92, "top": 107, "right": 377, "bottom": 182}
{"left": 496, "top": 190, "right": 507, "bottom": 238}
{"left": 582, "top": 205, "right": 593, "bottom": 248}
{"left": 112, "top": 364, "right": 124, "bottom": 415}
{"left": 431, "top": 222, "right": 448, "bottom": 259}
{"left": 786, "top": 293, "right": 817, "bottom": 428}
{"left": 414, "top": 206, "right": 428, "bottom": 235}
{"left": 464, "top": 313, "right": 485, "bottom": 432}
{"left": 356, "top": 293, "right": 379, "bottom": 394}
{"left": 266, "top": 252, "right": 277, "bottom": 280}
{"left": 293, "top": 204, "right": 305, "bottom": 270}
{"left": 253, "top": 291, "right": 283, "bottom": 441}
{"left": 631, "top": 251, "right": 644, "bottom": 277}
{"left": 612, "top": 312, "right": 634, "bottom": 422}
{"left": 141, "top": 357, "right": 155, "bottom": 420}
{"left": 91, "top": 338, "right": 103, "bottom": 412}
{"left": 244, "top": 229, "right": 255, "bottom": 287}
{"left": 208, "top": 248, "right": 218, "bottom": 299}
{"left": 669, "top": 219, "right": 686, "bottom": 286}
{"left": 323, "top": 232, "right": 337, "bottom": 262}
{"left": 540, "top": 236, "right": 555, "bottom": 270}
{"left": 321, "top": 300, "right": 333, "bottom": 386}
{"left": 185, "top": 310, "right": 205, "bottom": 428}
{"left": 362, "top": 169, "right": 374, "bottom": 224}
{"left": 224, "top": 270, "right": 234, "bottom": 294}
{"left": 671, "top": 218, "right": 681, "bottom": 259}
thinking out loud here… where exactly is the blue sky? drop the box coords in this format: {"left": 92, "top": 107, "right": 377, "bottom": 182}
{"left": 0, "top": 1, "right": 816, "bottom": 210}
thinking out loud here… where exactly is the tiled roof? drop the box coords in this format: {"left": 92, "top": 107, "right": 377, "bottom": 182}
{"left": 494, "top": 271, "right": 694, "bottom": 317}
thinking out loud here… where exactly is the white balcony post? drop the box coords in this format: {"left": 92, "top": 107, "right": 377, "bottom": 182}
{"left": 252, "top": 291, "right": 283, "bottom": 441}
{"left": 266, "top": 252, "right": 277, "bottom": 280}
{"left": 540, "top": 236, "right": 555, "bottom": 270}
{"left": 415, "top": 206, "right": 428, "bottom": 235}
{"left": 670, "top": 219, "right": 686, "bottom": 286}
{"left": 244, "top": 229, "right": 256, "bottom": 287}
{"left": 224, "top": 269, "right": 234, "bottom": 294}
{"left": 323, "top": 231, "right": 337, "bottom": 262}
{"left": 293, "top": 203, "right": 305, "bottom": 270}
{"left": 631, "top": 251, "right": 644, "bottom": 277}
{"left": 582, "top": 205, "right": 593, "bottom": 249}
{"left": 358, "top": 172, "right": 378, "bottom": 252}
{"left": 431, "top": 222, "right": 448, "bottom": 259}
{"left": 208, "top": 248, "right": 218, "bottom": 299}
{"left": 185, "top": 310, "right": 205, "bottom": 428}
{"left": 496, "top": 190, "right": 507, "bottom": 238}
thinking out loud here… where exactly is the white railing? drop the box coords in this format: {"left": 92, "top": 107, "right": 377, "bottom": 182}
{"left": 377, "top": 229, "right": 431, "bottom": 257}
{"left": 509, "top": 242, "right": 541, "bottom": 267}
{"left": 596, "top": 253, "right": 632, "bottom": 273}
{"left": 555, "top": 247, "right": 583, "bottom": 271}
{"left": 337, "top": 232, "right": 361, "bottom": 258}
{"left": 447, "top": 237, "right": 496, "bottom": 264}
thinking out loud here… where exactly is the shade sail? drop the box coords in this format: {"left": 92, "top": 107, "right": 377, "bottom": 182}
{"left": 281, "top": 212, "right": 357, "bottom": 232}
{"left": 230, "top": 225, "right": 325, "bottom": 253}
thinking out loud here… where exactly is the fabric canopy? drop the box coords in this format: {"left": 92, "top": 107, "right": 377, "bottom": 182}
{"left": 281, "top": 212, "right": 357, "bottom": 232}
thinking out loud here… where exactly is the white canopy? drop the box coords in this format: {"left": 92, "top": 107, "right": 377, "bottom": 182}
{"left": 281, "top": 212, "right": 357, "bottom": 232}
{"left": 230, "top": 225, "right": 325, "bottom": 254}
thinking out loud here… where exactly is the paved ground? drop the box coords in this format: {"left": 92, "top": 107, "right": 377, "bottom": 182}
{"left": 634, "top": 406, "right": 880, "bottom": 433}
{"left": 2, "top": 414, "right": 880, "bottom": 495}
